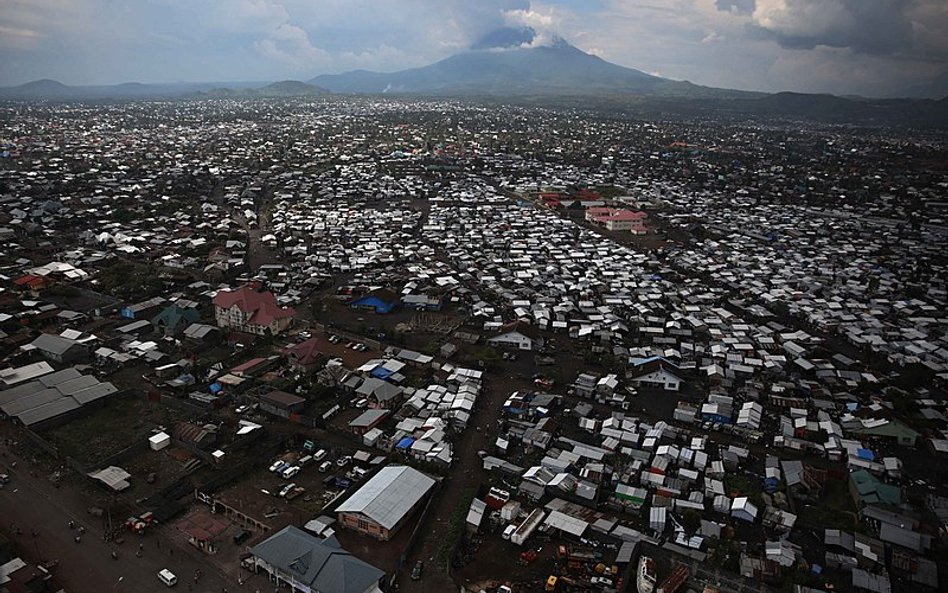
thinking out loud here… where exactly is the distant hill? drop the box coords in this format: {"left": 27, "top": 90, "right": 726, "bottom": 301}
{"left": 2, "top": 35, "right": 946, "bottom": 126}
{"left": 0, "top": 79, "right": 289, "bottom": 100}
{"left": 752, "top": 92, "right": 868, "bottom": 118}
{"left": 5, "top": 79, "right": 72, "bottom": 97}
{"left": 253, "top": 80, "right": 329, "bottom": 96}
{"left": 200, "top": 80, "right": 329, "bottom": 99}
{"left": 310, "top": 32, "right": 754, "bottom": 99}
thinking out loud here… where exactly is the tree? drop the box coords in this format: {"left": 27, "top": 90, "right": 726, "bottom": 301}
{"left": 681, "top": 509, "right": 701, "bottom": 534}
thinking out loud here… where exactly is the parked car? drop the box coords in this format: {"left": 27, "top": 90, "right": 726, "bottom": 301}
{"left": 410, "top": 561, "right": 423, "bottom": 580}
{"left": 336, "top": 455, "right": 351, "bottom": 468}
{"left": 157, "top": 569, "right": 177, "bottom": 587}
{"left": 268, "top": 460, "right": 284, "bottom": 472}
{"left": 281, "top": 465, "right": 301, "bottom": 479}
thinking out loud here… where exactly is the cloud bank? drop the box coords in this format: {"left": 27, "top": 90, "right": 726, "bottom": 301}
{"left": 0, "top": 0, "right": 945, "bottom": 97}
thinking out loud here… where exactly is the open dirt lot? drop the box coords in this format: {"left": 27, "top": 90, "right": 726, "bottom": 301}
{"left": 40, "top": 396, "right": 192, "bottom": 465}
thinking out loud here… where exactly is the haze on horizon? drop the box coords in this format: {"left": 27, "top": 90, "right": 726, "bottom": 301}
{"left": 1, "top": 0, "right": 947, "bottom": 98}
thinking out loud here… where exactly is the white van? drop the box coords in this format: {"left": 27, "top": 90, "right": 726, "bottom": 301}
{"left": 158, "top": 568, "right": 177, "bottom": 587}
{"left": 319, "top": 460, "right": 332, "bottom": 473}
{"left": 502, "top": 524, "right": 516, "bottom": 540}
{"left": 298, "top": 455, "right": 313, "bottom": 467}
{"left": 313, "top": 449, "right": 327, "bottom": 461}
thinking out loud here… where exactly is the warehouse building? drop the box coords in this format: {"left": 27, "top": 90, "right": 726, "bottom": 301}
{"left": 336, "top": 465, "right": 435, "bottom": 541}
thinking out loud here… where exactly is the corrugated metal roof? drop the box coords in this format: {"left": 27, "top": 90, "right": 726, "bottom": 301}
{"left": 251, "top": 526, "right": 383, "bottom": 593}
{"left": 543, "top": 509, "right": 588, "bottom": 537}
{"left": 37, "top": 367, "right": 83, "bottom": 387}
{"left": 71, "top": 382, "right": 117, "bottom": 405}
{"left": 2, "top": 388, "right": 63, "bottom": 416}
{"left": 17, "top": 396, "right": 80, "bottom": 427}
{"left": 336, "top": 465, "right": 435, "bottom": 530}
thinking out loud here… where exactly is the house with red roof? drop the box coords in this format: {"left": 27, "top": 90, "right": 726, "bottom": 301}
{"left": 584, "top": 206, "right": 614, "bottom": 222}
{"left": 13, "top": 274, "right": 52, "bottom": 295}
{"left": 212, "top": 284, "right": 295, "bottom": 335}
{"left": 589, "top": 208, "right": 647, "bottom": 234}
{"left": 286, "top": 337, "right": 327, "bottom": 373}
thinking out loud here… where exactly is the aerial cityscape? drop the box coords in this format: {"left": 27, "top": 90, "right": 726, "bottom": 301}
{"left": 0, "top": 3, "right": 946, "bottom": 593}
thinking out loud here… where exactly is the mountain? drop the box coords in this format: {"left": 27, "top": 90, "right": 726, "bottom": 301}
{"left": 5, "top": 79, "right": 73, "bottom": 97}
{"left": 254, "top": 80, "right": 329, "bottom": 96}
{"left": 310, "top": 32, "right": 754, "bottom": 99}
{"left": 200, "top": 80, "right": 329, "bottom": 99}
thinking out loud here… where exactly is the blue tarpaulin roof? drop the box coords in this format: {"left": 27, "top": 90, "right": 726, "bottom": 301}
{"left": 857, "top": 448, "right": 875, "bottom": 461}
{"left": 396, "top": 437, "right": 415, "bottom": 450}
{"left": 350, "top": 295, "right": 396, "bottom": 314}
{"left": 209, "top": 382, "right": 223, "bottom": 394}
{"left": 371, "top": 367, "right": 394, "bottom": 379}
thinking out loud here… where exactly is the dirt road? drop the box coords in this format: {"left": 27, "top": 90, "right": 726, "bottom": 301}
{"left": 0, "top": 441, "right": 234, "bottom": 593}
{"left": 398, "top": 372, "right": 532, "bottom": 593}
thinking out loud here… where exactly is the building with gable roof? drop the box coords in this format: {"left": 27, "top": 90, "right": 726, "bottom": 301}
{"left": 336, "top": 465, "right": 436, "bottom": 541}
{"left": 487, "top": 320, "right": 543, "bottom": 351}
{"left": 250, "top": 526, "right": 384, "bottom": 593}
{"left": 212, "top": 283, "right": 295, "bottom": 335}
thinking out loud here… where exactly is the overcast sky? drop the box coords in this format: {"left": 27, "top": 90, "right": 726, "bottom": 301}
{"left": 1, "top": 0, "right": 946, "bottom": 97}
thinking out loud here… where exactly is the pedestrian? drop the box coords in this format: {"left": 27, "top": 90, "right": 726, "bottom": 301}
{"left": 156, "top": 538, "right": 160, "bottom": 549}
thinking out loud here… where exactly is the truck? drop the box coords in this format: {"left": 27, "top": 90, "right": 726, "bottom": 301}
{"left": 511, "top": 508, "right": 545, "bottom": 546}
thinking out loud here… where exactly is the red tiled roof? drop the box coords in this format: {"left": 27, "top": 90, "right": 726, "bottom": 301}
{"left": 13, "top": 274, "right": 49, "bottom": 288}
{"left": 230, "top": 357, "right": 268, "bottom": 373}
{"left": 287, "top": 338, "right": 327, "bottom": 366}
{"left": 575, "top": 189, "right": 602, "bottom": 200}
{"left": 602, "top": 210, "right": 646, "bottom": 222}
{"left": 592, "top": 208, "right": 647, "bottom": 223}
{"left": 213, "top": 285, "right": 295, "bottom": 326}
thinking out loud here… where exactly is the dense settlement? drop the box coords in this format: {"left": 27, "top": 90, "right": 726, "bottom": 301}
{"left": 0, "top": 97, "right": 946, "bottom": 593}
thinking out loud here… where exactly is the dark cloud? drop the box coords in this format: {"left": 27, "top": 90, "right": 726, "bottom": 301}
{"left": 750, "top": 0, "right": 916, "bottom": 56}
{"left": 715, "top": 0, "right": 755, "bottom": 15}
